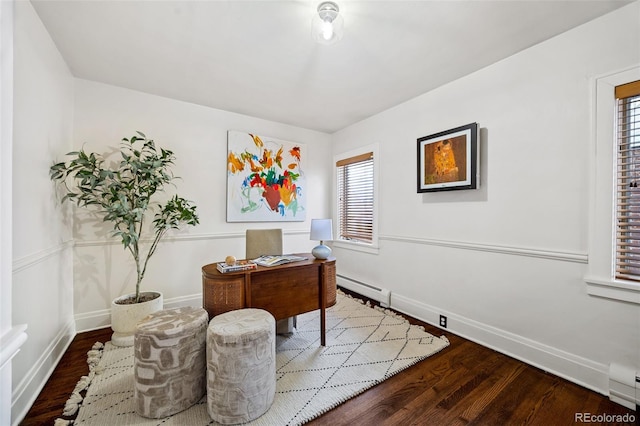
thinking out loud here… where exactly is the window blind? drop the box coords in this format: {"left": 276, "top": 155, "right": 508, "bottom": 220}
{"left": 615, "top": 80, "right": 640, "bottom": 281}
{"left": 336, "top": 152, "right": 374, "bottom": 243}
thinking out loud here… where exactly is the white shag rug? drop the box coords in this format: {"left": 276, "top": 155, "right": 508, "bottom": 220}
{"left": 58, "top": 292, "right": 449, "bottom": 426}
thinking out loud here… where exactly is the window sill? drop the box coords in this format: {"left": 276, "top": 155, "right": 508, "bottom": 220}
{"left": 332, "top": 240, "right": 379, "bottom": 255}
{"left": 584, "top": 276, "right": 640, "bottom": 304}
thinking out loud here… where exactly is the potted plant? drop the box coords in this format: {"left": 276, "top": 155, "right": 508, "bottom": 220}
{"left": 50, "top": 131, "right": 199, "bottom": 346}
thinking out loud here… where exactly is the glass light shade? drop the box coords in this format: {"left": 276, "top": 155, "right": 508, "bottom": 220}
{"left": 321, "top": 20, "right": 334, "bottom": 41}
{"left": 312, "top": 2, "right": 344, "bottom": 45}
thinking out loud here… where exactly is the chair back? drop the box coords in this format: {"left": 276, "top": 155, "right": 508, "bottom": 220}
{"left": 245, "top": 229, "right": 283, "bottom": 259}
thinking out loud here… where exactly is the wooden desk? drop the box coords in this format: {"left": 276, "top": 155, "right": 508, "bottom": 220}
{"left": 202, "top": 254, "right": 336, "bottom": 346}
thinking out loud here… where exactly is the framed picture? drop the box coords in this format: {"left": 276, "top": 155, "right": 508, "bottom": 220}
{"left": 227, "top": 130, "right": 306, "bottom": 222}
{"left": 417, "top": 122, "right": 478, "bottom": 193}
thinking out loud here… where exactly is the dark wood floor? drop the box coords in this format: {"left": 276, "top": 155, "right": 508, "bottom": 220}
{"left": 21, "top": 290, "right": 637, "bottom": 425}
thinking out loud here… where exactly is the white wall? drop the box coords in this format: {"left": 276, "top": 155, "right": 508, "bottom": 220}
{"left": 70, "top": 80, "right": 333, "bottom": 331}
{"left": 11, "top": 1, "right": 75, "bottom": 424}
{"left": 11, "top": 1, "right": 640, "bottom": 422}
{"left": 10, "top": 6, "right": 333, "bottom": 422}
{"left": 0, "top": 2, "right": 21, "bottom": 426}
{"left": 332, "top": 2, "right": 640, "bottom": 397}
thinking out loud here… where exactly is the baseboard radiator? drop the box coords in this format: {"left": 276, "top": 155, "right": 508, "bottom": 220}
{"left": 337, "top": 275, "right": 391, "bottom": 308}
{"left": 609, "top": 363, "right": 639, "bottom": 410}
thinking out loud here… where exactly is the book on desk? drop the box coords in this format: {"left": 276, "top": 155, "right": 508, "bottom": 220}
{"left": 202, "top": 253, "right": 336, "bottom": 346}
{"left": 216, "top": 259, "right": 257, "bottom": 273}
{"left": 252, "top": 254, "right": 308, "bottom": 267}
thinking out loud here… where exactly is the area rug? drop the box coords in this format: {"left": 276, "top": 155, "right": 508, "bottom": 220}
{"left": 59, "top": 292, "right": 449, "bottom": 425}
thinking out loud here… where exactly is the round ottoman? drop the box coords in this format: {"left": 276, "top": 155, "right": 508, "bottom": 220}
{"left": 134, "top": 306, "right": 208, "bottom": 418}
{"left": 207, "top": 308, "right": 276, "bottom": 424}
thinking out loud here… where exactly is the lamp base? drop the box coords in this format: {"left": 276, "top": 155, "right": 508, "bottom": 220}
{"left": 312, "top": 244, "right": 332, "bottom": 260}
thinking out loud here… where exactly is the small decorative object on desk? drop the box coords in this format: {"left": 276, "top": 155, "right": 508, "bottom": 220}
{"left": 217, "top": 259, "right": 257, "bottom": 273}
{"left": 253, "top": 255, "right": 307, "bottom": 267}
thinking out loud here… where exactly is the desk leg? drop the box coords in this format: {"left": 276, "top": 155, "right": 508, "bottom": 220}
{"left": 244, "top": 274, "right": 251, "bottom": 308}
{"left": 320, "top": 266, "right": 326, "bottom": 346}
{"left": 320, "top": 308, "right": 326, "bottom": 346}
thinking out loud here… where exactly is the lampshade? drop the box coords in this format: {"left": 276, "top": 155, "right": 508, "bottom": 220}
{"left": 312, "top": 1, "right": 344, "bottom": 45}
{"left": 310, "top": 219, "right": 333, "bottom": 260}
{"left": 310, "top": 219, "right": 333, "bottom": 242}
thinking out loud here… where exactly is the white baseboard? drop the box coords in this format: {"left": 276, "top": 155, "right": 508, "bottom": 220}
{"left": 75, "top": 293, "right": 203, "bottom": 333}
{"left": 11, "top": 319, "right": 75, "bottom": 426}
{"left": 389, "top": 292, "right": 610, "bottom": 397}
{"left": 13, "top": 294, "right": 204, "bottom": 424}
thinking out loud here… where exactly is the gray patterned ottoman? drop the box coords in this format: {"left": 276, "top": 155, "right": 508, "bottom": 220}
{"left": 207, "top": 308, "right": 276, "bottom": 424}
{"left": 134, "top": 306, "right": 208, "bottom": 418}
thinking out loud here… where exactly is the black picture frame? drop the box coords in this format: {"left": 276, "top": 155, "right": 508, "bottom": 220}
{"left": 417, "top": 122, "right": 478, "bottom": 193}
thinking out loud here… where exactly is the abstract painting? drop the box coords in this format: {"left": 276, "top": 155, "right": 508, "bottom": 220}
{"left": 417, "top": 123, "right": 478, "bottom": 192}
{"left": 227, "top": 131, "right": 306, "bottom": 222}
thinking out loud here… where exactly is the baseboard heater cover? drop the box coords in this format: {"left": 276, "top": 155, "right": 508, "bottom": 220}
{"left": 608, "top": 363, "right": 639, "bottom": 410}
{"left": 337, "top": 275, "right": 391, "bottom": 307}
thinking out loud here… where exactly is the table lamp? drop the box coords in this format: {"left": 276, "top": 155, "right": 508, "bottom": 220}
{"left": 310, "top": 219, "right": 333, "bottom": 259}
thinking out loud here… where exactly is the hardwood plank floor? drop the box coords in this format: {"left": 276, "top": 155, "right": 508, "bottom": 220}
{"left": 21, "top": 291, "right": 637, "bottom": 425}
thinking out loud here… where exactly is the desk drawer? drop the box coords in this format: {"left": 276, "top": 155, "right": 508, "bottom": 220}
{"left": 250, "top": 265, "right": 320, "bottom": 319}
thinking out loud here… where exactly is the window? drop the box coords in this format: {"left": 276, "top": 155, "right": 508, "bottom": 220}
{"left": 337, "top": 152, "right": 373, "bottom": 243}
{"left": 585, "top": 68, "right": 640, "bottom": 304}
{"left": 615, "top": 80, "right": 640, "bottom": 282}
{"left": 335, "top": 145, "right": 378, "bottom": 250}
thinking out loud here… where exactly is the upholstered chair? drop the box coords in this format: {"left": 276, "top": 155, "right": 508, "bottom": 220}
{"left": 245, "top": 229, "right": 283, "bottom": 259}
{"left": 245, "top": 229, "right": 296, "bottom": 333}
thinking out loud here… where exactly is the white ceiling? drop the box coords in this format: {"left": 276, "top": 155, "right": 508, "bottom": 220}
{"left": 31, "top": 0, "right": 631, "bottom": 133}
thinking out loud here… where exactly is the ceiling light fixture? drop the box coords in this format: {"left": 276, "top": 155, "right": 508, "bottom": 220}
{"left": 312, "top": 1, "right": 344, "bottom": 45}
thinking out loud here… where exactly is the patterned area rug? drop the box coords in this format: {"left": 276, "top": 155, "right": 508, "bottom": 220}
{"left": 59, "top": 292, "right": 449, "bottom": 425}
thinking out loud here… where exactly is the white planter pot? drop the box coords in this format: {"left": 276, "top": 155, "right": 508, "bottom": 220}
{"left": 111, "top": 291, "right": 163, "bottom": 347}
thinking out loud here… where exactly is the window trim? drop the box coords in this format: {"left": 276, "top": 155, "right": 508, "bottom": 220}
{"left": 333, "top": 144, "right": 379, "bottom": 253}
{"left": 585, "top": 66, "right": 640, "bottom": 304}
{"left": 613, "top": 80, "right": 640, "bottom": 282}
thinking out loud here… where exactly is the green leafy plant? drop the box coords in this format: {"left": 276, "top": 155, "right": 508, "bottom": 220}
{"left": 50, "top": 131, "right": 199, "bottom": 303}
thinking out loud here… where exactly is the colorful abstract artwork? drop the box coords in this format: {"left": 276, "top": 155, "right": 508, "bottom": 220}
{"left": 417, "top": 123, "right": 478, "bottom": 193}
{"left": 227, "top": 131, "right": 306, "bottom": 222}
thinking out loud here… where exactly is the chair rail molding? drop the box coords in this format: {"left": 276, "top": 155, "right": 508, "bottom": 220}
{"left": 380, "top": 234, "right": 588, "bottom": 264}
{"left": 0, "top": 325, "right": 27, "bottom": 371}
{"left": 12, "top": 240, "right": 73, "bottom": 273}
{"left": 74, "top": 229, "right": 311, "bottom": 247}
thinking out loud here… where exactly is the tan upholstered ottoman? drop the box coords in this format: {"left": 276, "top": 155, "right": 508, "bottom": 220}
{"left": 134, "top": 306, "right": 208, "bottom": 418}
{"left": 207, "top": 308, "right": 276, "bottom": 424}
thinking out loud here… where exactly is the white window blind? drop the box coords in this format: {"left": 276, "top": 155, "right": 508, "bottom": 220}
{"left": 615, "top": 80, "right": 640, "bottom": 281}
{"left": 336, "top": 152, "right": 374, "bottom": 243}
